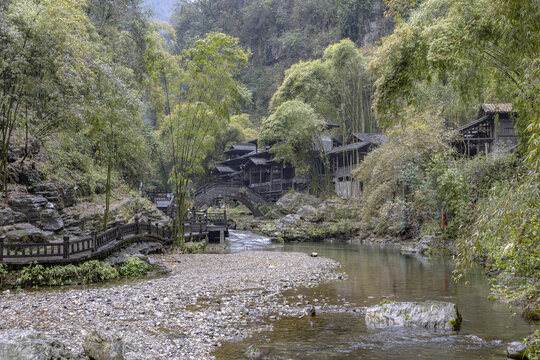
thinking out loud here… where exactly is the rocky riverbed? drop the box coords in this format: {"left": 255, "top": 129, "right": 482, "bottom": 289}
{"left": 0, "top": 251, "right": 342, "bottom": 359}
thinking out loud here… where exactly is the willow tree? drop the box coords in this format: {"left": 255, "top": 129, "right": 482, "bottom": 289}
{"left": 160, "top": 32, "right": 250, "bottom": 247}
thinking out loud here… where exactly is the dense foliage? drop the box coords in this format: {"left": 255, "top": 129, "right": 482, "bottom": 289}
{"left": 170, "top": 0, "right": 393, "bottom": 120}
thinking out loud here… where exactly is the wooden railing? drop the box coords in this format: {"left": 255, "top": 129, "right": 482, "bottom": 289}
{"left": 0, "top": 212, "right": 225, "bottom": 264}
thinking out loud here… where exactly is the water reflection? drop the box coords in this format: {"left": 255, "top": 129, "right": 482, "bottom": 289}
{"left": 214, "top": 232, "right": 538, "bottom": 360}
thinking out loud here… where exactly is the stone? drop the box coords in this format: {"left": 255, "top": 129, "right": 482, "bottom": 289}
{"left": 276, "top": 192, "right": 320, "bottom": 214}
{"left": 8, "top": 196, "right": 48, "bottom": 225}
{"left": 310, "top": 252, "right": 318, "bottom": 257}
{"left": 0, "top": 330, "right": 77, "bottom": 360}
{"left": 40, "top": 208, "right": 64, "bottom": 231}
{"left": 0, "top": 207, "right": 27, "bottom": 226}
{"left": 401, "top": 235, "right": 435, "bottom": 255}
{"left": 506, "top": 341, "right": 527, "bottom": 359}
{"left": 83, "top": 330, "right": 125, "bottom": 360}
{"left": 4, "top": 223, "right": 53, "bottom": 244}
{"left": 296, "top": 205, "right": 320, "bottom": 222}
{"left": 365, "top": 301, "right": 462, "bottom": 331}
{"left": 306, "top": 304, "right": 316, "bottom": 316}
{"left": 33, "top": 181, "right": 77, "bottom": 210}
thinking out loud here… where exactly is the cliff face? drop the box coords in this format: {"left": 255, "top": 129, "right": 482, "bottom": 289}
{"left": 147, "top": 0, "right": 394, "bottom": 119}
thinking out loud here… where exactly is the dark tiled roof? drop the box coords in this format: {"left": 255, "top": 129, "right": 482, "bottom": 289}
{"left": 324, "top": 119, "right": 340, "bottom": 128}
{"left": 349, "top": 133, "right": 386, "bottom": 145}
{"left": 225, "top": 144, "right": 256, "bottom": 153}
{"left": 327, "top": 141, "right": 372, "bottom": 155}
{"left": 214, "top": 165, "right": 235, "bottom": 173}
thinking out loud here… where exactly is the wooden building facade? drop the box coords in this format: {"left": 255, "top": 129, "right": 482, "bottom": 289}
{"left": 456, "top": 103, "right": 518, "bottom": 156}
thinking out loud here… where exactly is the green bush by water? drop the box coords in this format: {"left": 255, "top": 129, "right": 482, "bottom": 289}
{"left": 119, "top": 256, "right": 151, "bottom": 277}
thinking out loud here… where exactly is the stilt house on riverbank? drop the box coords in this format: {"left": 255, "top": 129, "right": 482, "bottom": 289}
{"left": 456, "top": 103, "right": 518, "bottom": 156}
{"left": 213, "top": 123, "right": 385, "bottom": 200}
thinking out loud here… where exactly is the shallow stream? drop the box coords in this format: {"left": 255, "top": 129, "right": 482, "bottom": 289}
{"left": 213, "top": 230, "right": 538, "bottom": 359}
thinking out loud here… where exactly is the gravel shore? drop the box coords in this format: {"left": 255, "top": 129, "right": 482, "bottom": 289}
{"left": 0, "top": 251, "right": 341, "bottom": 359}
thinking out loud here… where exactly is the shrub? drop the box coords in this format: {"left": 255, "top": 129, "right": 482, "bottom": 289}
{"left": 456, "top": 170, "right": 540, "bottom": 302}
{"left": 20, "top": 263, "right": 47, "bottom": 286}
{"left": 119, "top": 256, "right": 151, "bottom": 278}
{"left": 78, "top": 260, "right": 119, "bottom": 283}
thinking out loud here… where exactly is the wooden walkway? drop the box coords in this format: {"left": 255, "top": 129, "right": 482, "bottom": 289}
{"left": 0, "top": 212, "right": 225, "bottom": 266}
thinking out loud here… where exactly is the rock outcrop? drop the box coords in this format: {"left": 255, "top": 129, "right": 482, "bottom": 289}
{"left": 365, "top": 301, "right": 462, "bottom": 331}
{"left": 8, "top": 195, "right": 48, "bottom": 225}
{"left": 0, "top": 206, "right": 27, "bottom": 226}
{"left": 39, "top": 208, "right": 64, "bottom": 231}
{"left": 276, "top": 192, "right": 320, "bottom": 214}
{"left": 0, "top": 330, "right": 77, "bottom": 360}
{"left": 506, "top": 341, "right": 527, "bottom": 359}
{"left": 83, "top": 330, "right": 125, "bottom": 360}
{"left": 3, "top": 223, "right": 53, "bottom": 244}
{"left": 33, "top": 181, "right": 77, "bottom": 210}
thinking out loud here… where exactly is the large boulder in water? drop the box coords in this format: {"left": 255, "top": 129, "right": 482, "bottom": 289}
{"left": 276, "top": 192, "right": 320, "bottom": 214}
{"left": 0, "top": 330, "right": 77, "bottom": 359}
{"left": 365, "top": 301, "right": 462, "bottom": 331}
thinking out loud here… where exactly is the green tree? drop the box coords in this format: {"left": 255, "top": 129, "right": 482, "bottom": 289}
{"left": 152, "top": 32, "right": 249, "bottom": 246}
{"left": 260, "top": 100, "right": 330, "bottom": 193}
{"left": 271, "top": 39, "right": 376, "bottom": 136}
{"left": 371, "top": 0, "right": 539, "bottom": 166}
{"left": 0, "top": 0, "right": 94, "bottom": 199}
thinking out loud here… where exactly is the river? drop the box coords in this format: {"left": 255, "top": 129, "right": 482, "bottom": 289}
{"left": 213, "top": 230, "right": 538, "bottom": 359}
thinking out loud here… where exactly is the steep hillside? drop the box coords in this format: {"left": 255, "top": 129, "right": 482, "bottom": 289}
{"left": 170, "top": 0, "right": 394, "bottom": 120}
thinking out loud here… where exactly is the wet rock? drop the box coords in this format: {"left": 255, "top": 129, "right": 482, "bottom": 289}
{"left": 83, "top": 330, "right": 125, "bottom": 360}
{"left": 8, "top": 195, "right": 48, "bottom": 225}
{"left": 40, "top": 208, "right": 64, "bottom": 231}
{"left": 3, "top": 223, "right": 53, "bottom": 244}
{"left": 310, "top": 252, "right": 318, "bottom": 257}
{"left": 245, "top": 345, "right": 262, "bottom": 358}
{"left": 506, "top": 341, "right": 527, "bottom": 359}
{"left": 0, "top": 330, "right": 77, "bottom": 360}
{"left": 276, "top": 192, "right": 320, "bottom": 214}
{"left": 365, "top": 301, "right": 462, "bottom": 331}
{"left": 401, "top": 235, "right": 435, "bottom": 255}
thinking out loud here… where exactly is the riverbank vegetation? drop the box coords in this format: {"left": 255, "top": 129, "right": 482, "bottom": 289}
{"left": 0, "top": 256, "right": 154, "bottom": 289}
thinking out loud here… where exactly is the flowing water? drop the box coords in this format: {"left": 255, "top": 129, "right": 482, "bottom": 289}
{"left": 213, "top": 230, "right": 538, "bottom": 360}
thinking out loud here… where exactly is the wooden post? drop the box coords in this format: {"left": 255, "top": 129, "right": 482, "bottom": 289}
{"left": 135, "top": 217, "right": 140, "bottom": 234}
{"left": 63, "top": 236, "right": 70, "bottom": 259}
{"left": 115, "top": 221, "right": 122, "bottom": 240}
{"left": 220, "top": 230, "right": 225, "bottom": 244}
{"left": 224, "top": 209, "right": 227, "bottom": 226}
{"left": 147, "top": 220, "right": 152, "bottom": 234}
{"left": 91, "top": 231, "right": 97, "bottom": 252}
{"left": 0, "top": 237, "right": 4, "bottom": 262}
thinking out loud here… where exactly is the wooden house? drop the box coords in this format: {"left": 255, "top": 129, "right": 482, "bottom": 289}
{"left": 213, "top": 140, "right": 302, "bottom": 202}
{"left": 327, "top": 133, "right": 386, "bottom": 198}
{"left": 456, "top": 103, "right": 518, "bottom": 156}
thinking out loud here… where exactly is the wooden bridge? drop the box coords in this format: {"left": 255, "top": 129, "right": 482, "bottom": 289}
{"left": 0, "top": 211, "right": 226, "bottom": 266}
